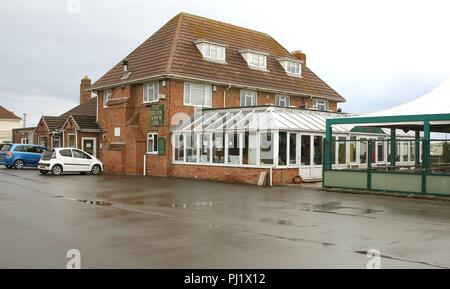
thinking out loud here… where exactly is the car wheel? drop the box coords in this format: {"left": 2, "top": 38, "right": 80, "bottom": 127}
{"left": 14, "top": 159, "right": 25, "bottom": 170}
{"left": 52, "top": 165, "right": 63, "bottom": 176}
{"left": 91, "top": 164, "right": 101, "bottom": 175}
{"left": 39, "top": 170, "right": 49, "bottom": 175}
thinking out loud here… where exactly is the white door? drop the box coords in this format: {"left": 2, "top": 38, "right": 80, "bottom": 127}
{"left": 58, "top": 148, "right": 77, "bottom": 171}
{"left": 299, "top": 134, "right": 324, "bottom": 180}
{"left": 299, "top": 134, "right": 312, "bottom": 179}
{"left": 72, "top": 149, "right": 93, "bottom": 171}
{"left": 311, "top": 135, "right": 324, "bottom": 179}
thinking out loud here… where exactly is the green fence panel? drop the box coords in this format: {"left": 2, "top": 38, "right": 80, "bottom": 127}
{"left": 426, "top": 175, "right": 450, "bottom": 195}
{"left": 323, "top": 170, "right": 367, "bottom": 189}
{"left": 372, "top": 172, "right": 421, "bottom": 193}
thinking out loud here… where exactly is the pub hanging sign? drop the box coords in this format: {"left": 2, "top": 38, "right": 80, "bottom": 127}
{"left": 149, "top": 104, "right": 164, "bottom": 127}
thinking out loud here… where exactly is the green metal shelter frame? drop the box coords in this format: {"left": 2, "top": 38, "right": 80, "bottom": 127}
{"left": 323, "top": 113, "right": 450, "bottom": 196}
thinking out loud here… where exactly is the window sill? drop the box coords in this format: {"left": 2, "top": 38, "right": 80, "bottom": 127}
{"left": 247, "top": 66, "right": 269, "bottom": 72}
{"left": 183, "top": 104, "right": 212, "bottom": 108}
{"left": 286, "top": 73, "right": 302, "bottom": 78}
{"left": 202, "top": 58, "right": 227, "bottom": 65}
{"left": 146, "top": 152, "right": 158, "bottom": 155}
{"left": 142, "top": 100, "right": 160, "bottom": 106}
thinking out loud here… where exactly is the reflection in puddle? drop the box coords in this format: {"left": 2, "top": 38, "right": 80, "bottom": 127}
{"left": 77, "top": 200, "right": 112, "bottom": 207}
{"left": 52, "top": 195, "right": 112, "bottom": 207}
{"left": 171, "top": 201, "right": 214, "bottom": 209}
{"left": 260, "top": 218, "right": 294, "bottom": 226}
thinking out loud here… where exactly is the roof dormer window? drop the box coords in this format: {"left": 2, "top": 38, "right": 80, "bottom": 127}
{"left": 277, "top": 57, "right": 302, "bottom": 77}
{"left": 239, "top": 49, "right": 268, "bottom": 71}
{"left": 194, "top": 40, "right": 226, "bottom": 63}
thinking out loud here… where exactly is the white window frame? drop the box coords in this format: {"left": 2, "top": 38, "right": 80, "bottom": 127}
{"left": 38, "top": 136, "right": 47, "bottom": 147}
{"left": 202, "top": 43, "right": 225, "bottom": 62}
{"left": 81, "top": 137, "right": 97, "bottom": 157}
{"left": 240, "top": 90, "right": 257, "bottom": 107}
{"left": 194, "top": 41, "right": 226, "bottom": 63}
{"left": 53, "top": 135, "right": 61, "bottom": 148}
{"left": 143, "top": 82, "right": 159, "bottom": 103}
{"left": 240, "top": 50, "right": 268, "bottom": 70}
{"left": 147, "top": 133, "right": 158, "bottom": 154}
{"left": 286, "top": 61, "right": 301, "bottom": 75}
{"left": 21, "top": 138, "right": 28, "bottom": 144}
{"left": 114, "top": 127, "right": 121, "bottom": 137}
{"left": 184, "top": 82, "right": 212, "bottom": 107}
{"left": 313, "top": 99, "right": 329, "bottom": 111}
{"left": 103, "top": 89, "right": 112, "bottom": 108}
{"left": 67, "top": 133, "right": 76, "bottom": 148}
{"left": 248, "top": 53, "right": 267, "bottom": 69}
{"left": 275, "top": 95, "right": 290, "bottom": 107}
{"left": 277, "top": 58, "right": 302, "bottom": 77}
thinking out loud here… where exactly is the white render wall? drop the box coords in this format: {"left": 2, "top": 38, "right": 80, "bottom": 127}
{"left": 0, "top": 119, "right": 21, "bottom": 143}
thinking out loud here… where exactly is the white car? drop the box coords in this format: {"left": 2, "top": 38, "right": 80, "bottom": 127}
{"left": 38, "top": 147, "right": 103, "bottom": 176}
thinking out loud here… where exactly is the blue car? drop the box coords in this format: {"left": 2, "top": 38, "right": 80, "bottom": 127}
{"left": 0, "top": 144, "right": 47, "bottom": 169}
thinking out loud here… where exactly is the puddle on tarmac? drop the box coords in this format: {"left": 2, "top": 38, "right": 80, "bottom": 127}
{"left": 260, "top": 218, "right": 294, "bottom": 226}
{"left": 170, "top": 201, "right": 215, "bottom": 209}
{"left": 52, "top": 195, "right": 112, "bottom": 207}
{"left": 311, "top": 202, "right": 383, "bottom": 216}
{"left": 277, "top": 220, "right": 291, "bottom": 225}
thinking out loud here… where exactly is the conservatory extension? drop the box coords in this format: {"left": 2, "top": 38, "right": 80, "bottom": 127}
{"left": 323, "top": 77, "right": 450, "bottom": 195}
{"left": 170, "top": 106, "right": 415, "bottom": 185}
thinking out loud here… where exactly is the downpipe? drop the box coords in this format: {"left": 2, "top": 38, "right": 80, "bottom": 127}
{"left": 143, "top": 154, "right": 147, "bottom": 176}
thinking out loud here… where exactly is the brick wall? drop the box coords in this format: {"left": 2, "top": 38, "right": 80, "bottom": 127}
{"left": 34, "top": 118, "right": 50, "bottom": 147}
{"left": 170, "top": 164, "right": 299, "bottom": 185}
{"left": 12, "top": 130, "right": 33, "bottom": 143}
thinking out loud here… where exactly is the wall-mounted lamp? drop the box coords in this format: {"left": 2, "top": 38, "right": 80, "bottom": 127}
{"left": 212, "top": 85, "right": 217, "bottom": 92}
{"left": 161, "top": 80, "right": 167, "bottom": 87}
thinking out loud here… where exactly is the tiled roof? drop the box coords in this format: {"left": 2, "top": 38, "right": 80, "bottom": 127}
{"left": 91, "top": 13, "right": 344, "bottom": 102}
{"left": 71, "top": 115, "right": 100, "bottom": 130}
{"left": 0, "top": 105, "right": 21, "bottom": 120}
{"left": 42, "top": 116, "right": 66, "bottom": 131}
{"left": 60, "top": 96, "right": 97, "bottom": 118}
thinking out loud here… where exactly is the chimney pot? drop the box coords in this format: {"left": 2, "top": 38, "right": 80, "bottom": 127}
{"left": 122, "top": 60, "right": 128, "bottom": 71}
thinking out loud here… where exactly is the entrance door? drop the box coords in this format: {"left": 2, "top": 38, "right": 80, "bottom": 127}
{"left": 312, "top": 135, "right": 324, "bottom": 179}
{"left": 300, "top": 135, "right": 312, "bottom": 179}
{"left": 82, "top": 138, "right": 96, "bottom": 157}
{"left": 299, "top": 134, "right": 324, "bottom": 180}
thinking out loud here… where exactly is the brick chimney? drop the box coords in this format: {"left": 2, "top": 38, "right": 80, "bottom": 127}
{"left": 291, "top": 50, "right": 306, "bottom": 64}
{"left": 80, "top": 75, "right": 92, "bottom": 104}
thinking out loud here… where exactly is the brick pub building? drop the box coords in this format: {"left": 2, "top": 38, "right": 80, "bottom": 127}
{"left": 89, "top": 13, "right": 347, "bottom": 184}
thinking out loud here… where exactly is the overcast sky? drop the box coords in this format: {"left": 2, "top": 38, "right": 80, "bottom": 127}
{"left": 1, "top": 0, "right": 449, "bottom": 126}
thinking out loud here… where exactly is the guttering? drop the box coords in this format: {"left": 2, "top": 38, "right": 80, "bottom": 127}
{"left": 88, "top": 74, "right": 167, "bottom": 91}
{"left": 89, "top": 73, "right": 345, "bottom": 102}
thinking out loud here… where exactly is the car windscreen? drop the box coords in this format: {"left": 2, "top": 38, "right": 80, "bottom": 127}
{"left": 0, "top": 144, "right": 12, "bottom": 151}
{"left": 41, "top": 150, "right": 55, "bottom": 160}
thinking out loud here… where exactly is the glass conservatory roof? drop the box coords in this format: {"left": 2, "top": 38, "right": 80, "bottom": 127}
{"left": 171, "top": 106, "right": 415, "bottom": 136}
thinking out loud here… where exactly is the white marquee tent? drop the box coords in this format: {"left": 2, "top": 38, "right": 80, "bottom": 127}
{"left": 364, "top": 75, "right": 450, "bottom": 117}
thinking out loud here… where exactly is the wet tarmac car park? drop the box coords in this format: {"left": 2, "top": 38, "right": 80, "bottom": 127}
{"left": 1, "top": 167, "right": 450, "bottom": 268}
